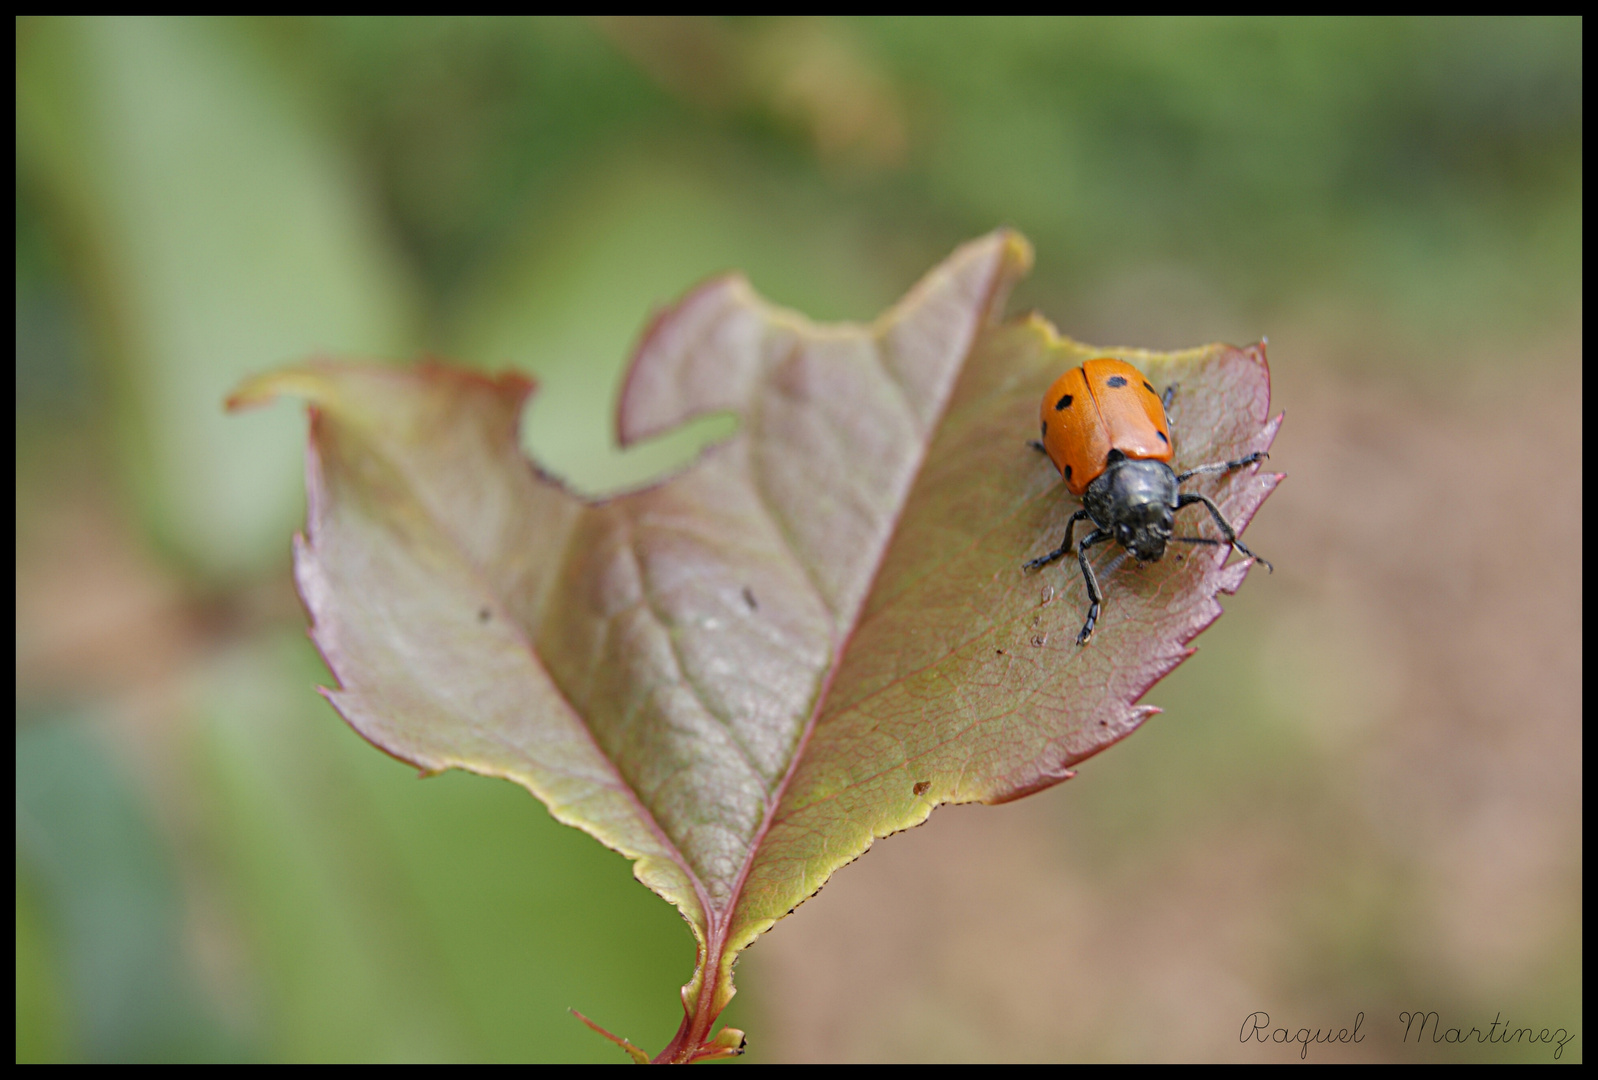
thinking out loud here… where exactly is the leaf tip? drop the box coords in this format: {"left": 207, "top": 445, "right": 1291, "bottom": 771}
{"left": 223, "top": 366, "right": 341, "bottom": 415}
{"left": 992, "top": 226, "right": 1036, "bottom": 277}
{"left": 223, "top": 372, "right": 283, "bottom": 413}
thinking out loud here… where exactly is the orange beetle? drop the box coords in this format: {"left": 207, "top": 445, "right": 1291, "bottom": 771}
{"left": 1025, "top": 358, "right": 1270, "bottom": 645}
{"left": 1038, "top": 358, "right": 1173, "bottom": 494}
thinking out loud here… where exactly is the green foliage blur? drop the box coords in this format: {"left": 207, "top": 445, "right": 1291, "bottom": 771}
{"left": 16, "top": 17, "right": 1581, "bottom": 1062}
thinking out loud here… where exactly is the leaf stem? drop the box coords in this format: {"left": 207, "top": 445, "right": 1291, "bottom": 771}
{"left": 652, "top": 925, "right": 745, "bottom": 1063}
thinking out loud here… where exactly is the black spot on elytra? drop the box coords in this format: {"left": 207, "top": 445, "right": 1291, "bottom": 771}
{"left": 1157, "top": 431, "right": 1169, "bottom": 444}
{"left": 1106, "top": 374, "right": 1128, "bottom": 388}
{"left": 1143, "top": 380, "right": 1156, "bottom": 395}
{"left": 1063, "top": 463, "right": 1072, "bottom": 482}
{"left": 1055, "top": 394, "right": 1073, "bottom": 411}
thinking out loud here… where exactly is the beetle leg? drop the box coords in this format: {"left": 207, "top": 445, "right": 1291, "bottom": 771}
{"left": 1161, "top": 383, "right": 1178, "bottom": 412}
{"left": 1073, "top": 529, "right": 1112, "bottom": 645}
{"left": 1023, "top": 508, "right": 1089, "bottom": 571}
{"left": 1175, "top": 450, "right": 1268, "bottom": 484}
{"left": 1027, "top": 439, "right": 1048, "bottom": 455}
{"left": 1175, "top": 492, "right": 1272, "bottom": 571}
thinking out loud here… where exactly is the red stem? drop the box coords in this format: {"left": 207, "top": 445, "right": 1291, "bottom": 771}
{"left": 653, "top": 918, "right": 729, "bottom": 1063}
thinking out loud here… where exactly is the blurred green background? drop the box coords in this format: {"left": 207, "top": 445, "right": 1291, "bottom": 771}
{"left": 16, "top": 17, "right": 1581, "bottom": 1063}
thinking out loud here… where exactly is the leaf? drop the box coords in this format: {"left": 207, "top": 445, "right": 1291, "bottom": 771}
{"left": 228, "top": 231, "right": 1280, "bottom": 1061}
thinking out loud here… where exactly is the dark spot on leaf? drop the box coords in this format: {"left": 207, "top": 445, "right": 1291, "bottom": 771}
{"left": 1055, "top": 394, "right": 1072, "bottom": 411}
{"left": 742, "top": 586, "right": 758, "bottom": 611}
{"left": 912, "top": 781, "right": 931, "bottom": 797}
{"left": 1106, "top": 375, "right": 1128, "bottom": 388}
{"left": 1143, "top": 380, "right": 1156, "bottom": 395}
{"left": 995, "top": 649, "right": 1004, "bottom": 655}
{"left": 1031, "top": 633, "right": 1048, "bottom": 647}
{"left": 1157, "top": 431, "right": 1168, "bottom": 444}
{"left": 478, "top": 607, "right": 491, "bottom": 623}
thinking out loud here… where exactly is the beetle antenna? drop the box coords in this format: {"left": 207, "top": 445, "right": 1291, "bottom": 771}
{"left": 1097, "top": 548, "right": 1131, "bottom": 579}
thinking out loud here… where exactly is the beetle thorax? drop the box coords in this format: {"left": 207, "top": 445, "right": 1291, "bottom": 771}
{"left": 1084, "top": 454, "right": 1179, "bottom": 562}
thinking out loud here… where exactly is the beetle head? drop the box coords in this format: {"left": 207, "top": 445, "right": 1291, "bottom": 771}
{"left": 1095, "top": 455, "right": 1178, "bottom": 562}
